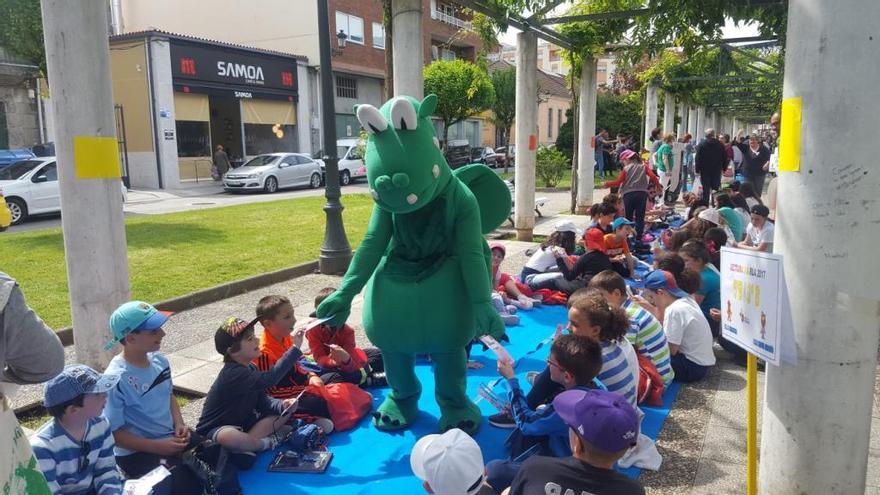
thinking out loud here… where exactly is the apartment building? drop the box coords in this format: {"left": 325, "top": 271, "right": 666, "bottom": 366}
{"left": 496, "top": 40, "right": 617, "bottom": 87}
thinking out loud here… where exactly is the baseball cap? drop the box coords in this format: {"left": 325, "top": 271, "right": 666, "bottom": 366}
{"left": 410, "top": 428, "right": 485, "bottom": 495}
{"left": 105, "top": 301, "right": 173, "bottom": 350}
{"left": 611, "top": 217, "right": 635, "bottom": 231}
{"left": 43, "top": 364, "right": 120, "bottom": 408}
{"left": 554, "top": 220, "right": 582, "bottom": 237}
{"left": 488, "top": 242, "right": 506, "bottom": 257}
{"left": 698, "top": 207, "right": 722, "bottom": 226}
{"left": 553, "top": 389, "right": 639, "bottom": 454}
{"left": 214, "top": 315, "right": 261, "bottom": 355}
{"left": 643, "top": 270, "right": 689, "bottom": 298}
{"left": 619, "top": 149, "right": 637, "bottom": 163}
{"left": 584, "top": 228, "right": 607, "bottom": 253}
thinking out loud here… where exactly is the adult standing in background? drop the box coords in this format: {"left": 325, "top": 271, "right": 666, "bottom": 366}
{"left": 212, "top": 145, "right": 232, "bottom": 180}
{"left": 1, "top": 272, "right": 66, "bottom": 493}
{"left": 733, "top": 130, "right": 771, "bottom": 197}
{"left": 594, "top": 130, "right": 617, "bottom": 179}
{"left": 694, "top": 129, "right": 727, "bottom": 203}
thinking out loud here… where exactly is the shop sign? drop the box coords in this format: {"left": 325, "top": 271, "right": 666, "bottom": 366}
{"left": 171, "top": 41, "right": 297, "bottom": 94}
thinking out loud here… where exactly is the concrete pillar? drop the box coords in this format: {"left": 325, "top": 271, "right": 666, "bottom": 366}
{"left": 392, "top": 0, "right": 423, "bottom": 98}
{"left": 759, "top": 0, "right": 880, "bottom": 492}
{"left": 41, "top": 0, "right": 130, "bottom": 369}
{"left": 662, "top": 92, "right": 675, "bottom": 135}
{"left": 695, "top": 106, "right": 705, "bottom": 138}
{"left": 296, "top": 59, "right": 313, "bottom": 155}
{"left": 643, "top": 83, "right": 658, "bottom": 148}
{"left": 677, "top": 99, "right": 687, "bottom": 136}
{"left": 576, "top": 57, "right": 597, "bottom": 214}
{"left": 688, "top": 105, "right": 698, "bottom": 138}
{"left": 513, "top": 30, "right": 537, "bottom": 241}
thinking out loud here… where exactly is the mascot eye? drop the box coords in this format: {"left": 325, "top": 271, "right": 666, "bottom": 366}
{"left": 390, "top": 98, "right": 418, "bottom": 131}
{"left": 356, "top": 105, "right": 388, "bottom": 135}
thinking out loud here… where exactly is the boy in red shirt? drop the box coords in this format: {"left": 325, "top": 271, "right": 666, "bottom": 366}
{"left": 306, "top": 287, "right": 386, "bottom": 388}
{"left": 253, "top": 295, "right": 333, "bottom": 428}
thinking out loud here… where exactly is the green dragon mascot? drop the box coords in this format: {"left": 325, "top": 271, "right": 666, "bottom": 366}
{"left": 316, "top": 94, "right": 510, "bottom": 434}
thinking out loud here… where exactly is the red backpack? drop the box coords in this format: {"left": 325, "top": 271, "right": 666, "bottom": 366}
{"left": 636, "top": 353, "right": 665, "bottom": 407}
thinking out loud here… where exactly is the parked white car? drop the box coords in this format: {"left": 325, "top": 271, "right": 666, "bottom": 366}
{"left": 223, "top": 153, "right": 323, "bottom": 193}
{"left": 0, "top": 157, "right": 127, "bottom": 225}
{"left": 335, "top": 138, "right": 367, "bottom": 185}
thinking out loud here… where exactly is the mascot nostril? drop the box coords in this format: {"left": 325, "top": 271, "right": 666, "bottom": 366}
{"left": 391, "top": 173, "right": 410, "bottom": 189}
{"left": 375, "top": 175, "right": 393, "bottom": 191}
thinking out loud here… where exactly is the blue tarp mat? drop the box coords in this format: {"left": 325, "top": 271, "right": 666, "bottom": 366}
{"left": 239, "top": 305, "right": 680, "bottom": 494}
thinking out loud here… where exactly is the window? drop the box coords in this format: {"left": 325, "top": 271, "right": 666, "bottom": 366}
{"left": 175, "top": 121, "right": 211, "bottom": 157}
{"left": 558, "top": 109, "right": 563, "bottom": 130}
{"left": 547, "top": 108, "right": 553, "bottom": 138}
{"left": 372, "top": 22, "right": 385, "bottom": 49}
{"left": 335, "top": 11, "right": 364, "bottom": 45}
{"left": 442, "top": 48, "right": 456, "bottom": 61}
{"left": 33, "top": 163, "right": 58, "bottom": 182}
{"left": 244, "top": 124, "right": 297, "bottom": 155}
{"left": 336, "top": 76, "right": 358, "bottom": 99}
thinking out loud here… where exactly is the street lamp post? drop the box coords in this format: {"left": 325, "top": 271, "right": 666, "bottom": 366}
{"left": 316, "top": 0, "right": 352, "bottom": 274}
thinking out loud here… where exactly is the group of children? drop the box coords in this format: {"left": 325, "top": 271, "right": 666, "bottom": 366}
{"left": 30, "top": 287, "right": 384, "bottom": 494}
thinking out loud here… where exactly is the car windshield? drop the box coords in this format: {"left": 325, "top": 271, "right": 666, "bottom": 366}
{"left": 242, "top": 155, "right": 279, "bottom": 167}
{"left": 336, "top": 146, "right": 349, "bottom": 159}
{"left": 470, "top": 149, "right": 483, "bottom": 159}
{"left": 0, "top": 160, "right": 43, "bottom": 180}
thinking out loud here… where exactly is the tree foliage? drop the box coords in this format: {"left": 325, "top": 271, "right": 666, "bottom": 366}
{"left": 556, "top": 92, "right": 641, "bottom": 158}
{"left": 423, "top": 60, "right": 495, "bottom": 148}
{"left": 0, "top": 0, "right": 46, "bottom": 73}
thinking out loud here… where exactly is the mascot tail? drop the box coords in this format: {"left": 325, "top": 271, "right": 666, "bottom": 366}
{"left": 452, "top": 164, "right": 512, "bottom": 234}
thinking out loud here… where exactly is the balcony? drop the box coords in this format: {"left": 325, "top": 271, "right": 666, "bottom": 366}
{"left": 431, "top": 8, "right": 472, "bottom": 30}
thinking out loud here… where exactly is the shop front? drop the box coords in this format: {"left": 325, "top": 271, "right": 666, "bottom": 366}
{"left": 109, "top": 30, "right": 312, "bottom": 189}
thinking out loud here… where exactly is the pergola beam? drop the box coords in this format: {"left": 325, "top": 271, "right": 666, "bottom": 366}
{"left": 539, "top": 8, "right": 651, "bottom": 25}
{"left": 669, "top": 73, "right": 777, "bottom": 82}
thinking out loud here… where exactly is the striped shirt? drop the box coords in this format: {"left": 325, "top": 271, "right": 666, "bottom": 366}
{"left": 31, "top": 417, "right": 122, "bottom": 495}
{"left": 623, "top": 299, "right": 675, "bottom": 385}
{"left": 597, "top": 339, "right": 639, "bottom": 407}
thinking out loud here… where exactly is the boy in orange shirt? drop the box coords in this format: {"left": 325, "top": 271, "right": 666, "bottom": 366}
{"left": 253, "top": 295, "right": 333, "bottom": 429}
{"left": 604, "top": 217, "right": 637, "bottom": 279}
{"left": 306, "top": 287, "right": 386, "bottom": 387}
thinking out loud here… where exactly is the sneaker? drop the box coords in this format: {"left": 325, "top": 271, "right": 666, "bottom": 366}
{"left": 505, "top": 305, "right": 518, "bottom": 315}
{"left": 312, "top": 417, "right": 335, "bottom": 434}
{"left": 488, "top": 411, "right": 516, "bottom": 429}
{"left": 516, "top": 295, "right": 533, "bottom": 310}
{"left": 366, "top": 371, "right": 388, "bottom": 388}
{"left": 500, "top": 313, "right": 520, "bottom": 326}
{"left": 526, "top": 371, "right": 540, "bottom": 386}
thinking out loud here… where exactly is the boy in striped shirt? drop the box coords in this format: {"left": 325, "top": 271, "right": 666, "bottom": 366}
{"left": 589, "top": 270, "right": 675, "bottom": 385}
{"left": 31, "top": 365, "right": 123, "bottom": 495}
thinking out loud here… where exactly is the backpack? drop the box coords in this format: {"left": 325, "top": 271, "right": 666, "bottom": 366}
{"left": 636, "top": 353, "right": 665, "bottom": 407}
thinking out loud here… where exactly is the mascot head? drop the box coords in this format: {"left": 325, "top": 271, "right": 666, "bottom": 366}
{"left": 355, "top": 94, "right": 452, "bottom": 213}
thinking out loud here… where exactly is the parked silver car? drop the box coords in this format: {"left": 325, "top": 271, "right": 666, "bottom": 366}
{"left": 223, "top": 153, "right": 323, "bottom": 193}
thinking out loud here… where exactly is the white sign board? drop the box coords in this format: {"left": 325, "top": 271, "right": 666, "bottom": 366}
{"left": 720, "top": 247, "right": 785, "bottom": 366}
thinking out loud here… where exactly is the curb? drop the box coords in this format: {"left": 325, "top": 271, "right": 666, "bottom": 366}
{"left": 55, "top": 260, "right": 320, "bottom": 346}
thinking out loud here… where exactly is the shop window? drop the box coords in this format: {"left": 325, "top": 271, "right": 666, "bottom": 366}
{"left": 176, "top": 121, "right": 211, "bottom": 157}
{"left": 244, "top": 124, "right": 297, "bottom": 156}
{"left": 336, "top": 76, "right": 358, "bottom": 99}
{"left": 372, "top": 22, "right": 385, "bottom": 49}
{"left": 336, "top": 11, "right": 364, "bottom": 45}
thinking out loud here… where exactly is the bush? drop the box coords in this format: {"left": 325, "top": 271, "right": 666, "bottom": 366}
{"left": 536, "top": 146, "right": 569, "bottom": 188}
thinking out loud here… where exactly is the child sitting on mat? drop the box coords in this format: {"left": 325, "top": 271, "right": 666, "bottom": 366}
{"left": 490, "top": 242, "right": 542, "bottom": 309}
{"left": 485, "top": 334, "right": 603, "bottom": 493}
{"left": 196, "top": 316, "right": 310, "bottom": 456}
{"left": 306, "top": 288, "right": 387, "bottom": 388}
{"left": 253, "top": 295, "right": 334, "bottom": 427}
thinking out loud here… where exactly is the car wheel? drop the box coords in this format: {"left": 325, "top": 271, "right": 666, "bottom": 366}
{"left": 310, "top": 173, "right": 322, "bottom": 189}
{"left": 264, "top": 176, "right": 278, "bottom": 193}
{"left": 340, "top": 170, "right": 351, "bottom": 186}
{"left": 7, "top": 198, "right": 27, "bottom": 225}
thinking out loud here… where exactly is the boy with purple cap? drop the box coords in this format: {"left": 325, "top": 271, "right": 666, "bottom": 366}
{"left": 102, "top": 301, "right": 199, "bottom": 491}
{"left": 502, "top": 389, "right": 644, "bottom": 495}
{"left": 31, "top": 365, "right": 124, "bottom": 494}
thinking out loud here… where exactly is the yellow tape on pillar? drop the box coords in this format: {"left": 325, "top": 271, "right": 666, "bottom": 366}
{"left": 73, "top": 136, "right": 121, "bottom": 179}
{"left": 779, "top": 97, "right": 802, "bottom": 172}
{"left": 747, "top": 352, "right": 758, "bottom": 495}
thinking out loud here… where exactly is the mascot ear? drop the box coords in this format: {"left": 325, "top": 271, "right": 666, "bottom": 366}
{"left": 419, "top": 94, "right": 438, "bottom": 119}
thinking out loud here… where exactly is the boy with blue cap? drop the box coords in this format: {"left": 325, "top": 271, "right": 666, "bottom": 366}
{"left": 31, "top": 364, "right": 123, "bottom": 494}
{"left": 503, "top": 389, "right": 644, "bottom": 495}
{"left": 604, "top": 217, "right": 637, "bottom": 279}
{"left": 101, "top": 301, "right": 198, "bottom": 490}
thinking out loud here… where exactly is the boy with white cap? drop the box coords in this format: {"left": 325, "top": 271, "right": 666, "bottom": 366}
{"left": 502, "top": 389, "right": 644, "bottom": 495}
{"left": 31, "top": 365, "right": 123, "bottom": 494}
{"left": 102, "top": 301, "right": 199, "bottom": 491}
{"left": 410, "top": 428, "right": 496, "bottom": 495}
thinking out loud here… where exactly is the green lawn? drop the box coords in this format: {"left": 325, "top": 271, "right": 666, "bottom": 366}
{"left": 500, "top": 169, "right": 618, "bottom": 189}
{"left": 1, "top": 194, "right": 375, "bottom": 329}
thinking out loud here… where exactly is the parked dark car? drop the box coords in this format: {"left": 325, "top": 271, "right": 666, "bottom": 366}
{"left": 443, "top": 139, "right": 471, "bottom": 169}
{"left": 470, "top": 146, "right": 499, "bottom": 168}
{"left": 494, "top": 145, "right": 515, "bottom": 168}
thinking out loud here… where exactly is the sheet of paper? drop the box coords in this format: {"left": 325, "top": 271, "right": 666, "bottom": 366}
{"left": 479, "top": 335, "right": 514, "bottom": 365}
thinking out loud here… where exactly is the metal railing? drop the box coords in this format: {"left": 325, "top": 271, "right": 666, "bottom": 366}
{"left": 431, "top": 8, "right": 472, "bottom": 29}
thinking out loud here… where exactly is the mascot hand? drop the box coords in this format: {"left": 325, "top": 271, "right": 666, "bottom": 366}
{"left": 474, "top": 301, "right": 507, "bottom": 341}
{"left": 316, "top": 292, "right": 352, "bottom": 328}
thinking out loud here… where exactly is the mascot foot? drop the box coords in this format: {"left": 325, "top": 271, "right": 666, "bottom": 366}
{"left": 439, "top": 401, "right": 481, "bottom": 435}
{"left": 372, "top": 395, "right": 419, "bottom": 431}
